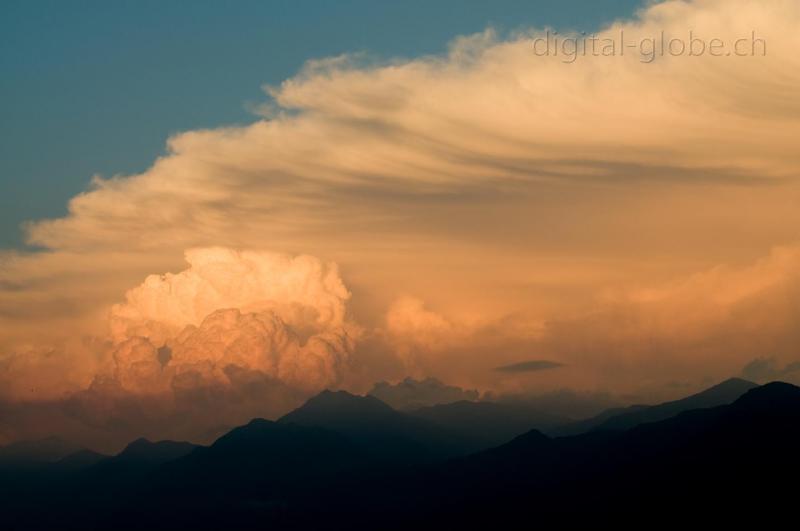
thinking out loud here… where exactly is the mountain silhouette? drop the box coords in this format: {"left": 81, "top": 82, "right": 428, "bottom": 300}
{"left": 3, "top": 380, "right": 798, "bottom": 530}
{"left": 355, "top": 381, "right": 800, "bottom": 528}
{"left": 109, "top": 438, "right": 197, "bottom": 465}
{"left": 278, "top": 390, "right": 470, "bottom": 461}
{"left": 279, "top": 389, "right": 401, "bottom": 426}
{"left": 51, "top": 449, "right": 108, "bottom": 471}
{"left": 556, "top": 377, "right": 757, "bottom": 435}
{"left": 70, "top": 438, "right": 199, "bottom": 494}
{"left": 0, "top": 436, "right": 84, "bottom": 466}
{"left": 150, "top": 418, "right": 366, "bottom": 496}
{"left": 0, "top": 437, "right": 91, "bottom": 506}
{"left": 121, "top": 418, "right": 369, "bottom": 530}
{"left": 406, "top": 400, "right": 567, "bottom": 451}
{"left": 163, "top": 418, "right": 364, "bottom": 483}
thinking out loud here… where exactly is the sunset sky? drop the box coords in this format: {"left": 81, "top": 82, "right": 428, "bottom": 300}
{"left": 2, "top": 0, "right": 799, "bottom": 450}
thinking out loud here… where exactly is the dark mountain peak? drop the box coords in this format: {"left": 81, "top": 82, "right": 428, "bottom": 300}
{"left": 651, "top": 377, "right": 758, "bottom": 410}
{"left": 280, "top": 390, "right": 397, "bottom": 426}
{"left": 277, "top": 390, "right": 472, "bottom": 462}
{"left": 507, "top": 428, "right": 552, "bottom": 447}
{"left": 696, "top": 377, "right": 758, "bottom": 398}
{"left": 117, "top": 438, "right": 198, "bottom": 462}
{"left": 313, "top": 389, "right": 360, "bottom": 403}
{"left": 583, "top": 377, "right": 759, "bottom": 434}
{"left": 717, "top": 376, "right": 757, "bottom": 386}
{"left": 165, "top": 418, "right": 366, "bottom": 484}
{"left": 123, "top": 437, "right": 153, "bottom": 449}
{"left": 475, "top": 428, "right": 555, "bottom": 465}
{"left": 210, "top": 417, "right": 359, "bottom": 454}
{"left": 208, "top": 418, "right": 367, "bottom": 457}
{"left": 733, "top": 381, "right": 800, "bottom": 409}
{"left": 54, "top": 449, "right": 108, "bottom": 470}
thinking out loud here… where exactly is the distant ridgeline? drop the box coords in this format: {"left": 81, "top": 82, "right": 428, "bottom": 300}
{"left": 2, "top": 377, "right": 798, "bottom": 529}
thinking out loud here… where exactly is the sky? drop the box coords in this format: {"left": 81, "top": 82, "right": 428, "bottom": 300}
{"left": 1, "top": 0, "right": 642, "bottom": 247}
{"left": 2, "top": 0, "right": 800, "bottom": 450}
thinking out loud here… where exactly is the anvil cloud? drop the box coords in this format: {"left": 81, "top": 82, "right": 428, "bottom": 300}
{"left": 2, "top": 0, "right": 800, "bottom": 446}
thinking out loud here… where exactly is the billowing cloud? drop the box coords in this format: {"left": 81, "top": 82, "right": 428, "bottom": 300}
{"left": 383, "top": 297, "right": 458, "bottom": 368}
{"left": 110, "top": 247, "right": 350, "bottom": 344}
{"left": 0, "top": 249, "right": 360, "bottom": 450}
{"left": 1, "top": 0, "right": 800, "bottom": 444}
{"left": 106, "top": 248, "right": 359, "bottom": 395}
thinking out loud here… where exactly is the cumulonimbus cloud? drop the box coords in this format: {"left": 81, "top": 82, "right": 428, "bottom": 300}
{"left": 110, "top": 247, "right": 351, "bottom": 343}
{"left": 1, "top": 0, "right": 800, "bottom": 420}
{"left": 107, "top": 248, "right": 359, "bottom": 395}
{"left": 0, "top": 248, "right": 361, "bottom": 450}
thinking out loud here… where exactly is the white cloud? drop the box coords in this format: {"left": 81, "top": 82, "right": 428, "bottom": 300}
{"left": 110, "top": 247, "right": 351, "bottom": 344}
{"left": 107, "top": 248, "right": 359, "bottom": 395}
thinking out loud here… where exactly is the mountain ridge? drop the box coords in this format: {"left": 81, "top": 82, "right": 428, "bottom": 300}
{"left": 554, "top": 377, "right": 758, "bottom": 435}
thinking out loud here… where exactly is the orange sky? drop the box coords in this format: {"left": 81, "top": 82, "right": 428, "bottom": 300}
{"left": 1, "top": 0, "right": 800, "bottom": 447}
